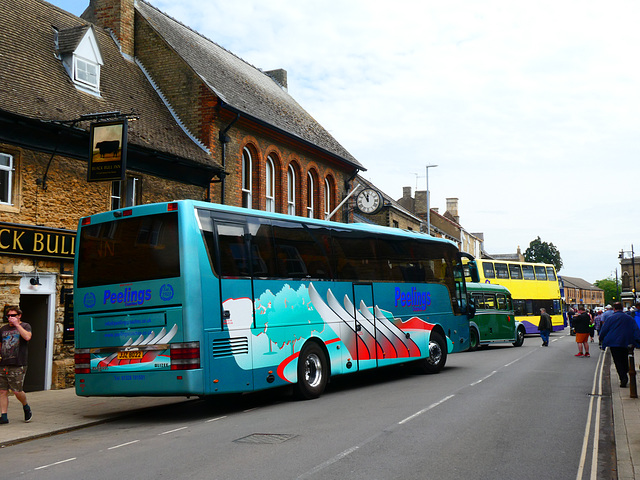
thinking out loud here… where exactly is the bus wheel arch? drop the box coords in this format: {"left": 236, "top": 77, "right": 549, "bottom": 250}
{"left": 417, "top": 327, "right": 447, "bottom": 374}
{"left": 513, "top": 325, "right": 526, "bottom": 347}
{"left": 294, "top": 339, "right": 330, "bottom": 400}
{"left": 469, "top": 325, "right": 479, "bottom": 352}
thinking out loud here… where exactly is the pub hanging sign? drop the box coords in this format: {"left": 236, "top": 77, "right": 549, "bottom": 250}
{"left": 87, "top": 119, "right": 128, "bottom": 182}
{"left": 0, "top": 222, "right": 76, "bottom": 260}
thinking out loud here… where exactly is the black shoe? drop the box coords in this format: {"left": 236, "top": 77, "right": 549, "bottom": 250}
{"left": 620, "top": 379, "right": 628, "bottom": 388}
{"left": 0, "top": 417, "right": 8, "bottom": 425}
{"left": 23, "top": 405, "right": 32, "bottom": 423}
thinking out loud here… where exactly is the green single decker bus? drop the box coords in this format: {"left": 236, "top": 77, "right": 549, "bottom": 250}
{"left": 466, "top": 282, "right": 525, "bottom": 350}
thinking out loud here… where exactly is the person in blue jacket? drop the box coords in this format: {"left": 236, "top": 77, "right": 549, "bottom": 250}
{"left": 599, "top": 302, "right": 640, "bottom": 387}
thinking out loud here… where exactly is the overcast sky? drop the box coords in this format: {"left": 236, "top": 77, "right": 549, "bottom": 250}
{"left": 50, "top": 0, "right": 640, "bottom": 283}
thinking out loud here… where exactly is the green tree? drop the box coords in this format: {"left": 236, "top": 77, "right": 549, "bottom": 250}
{"left": 524, "top": 236, "right": 563, "bottom": 271}
{"left": 594, "top": 277, "right": 620, "bottom": 305}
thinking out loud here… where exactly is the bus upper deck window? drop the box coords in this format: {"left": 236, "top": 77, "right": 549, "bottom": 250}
{"left": 482, "top": 262, "right": 495, "bottom": 279}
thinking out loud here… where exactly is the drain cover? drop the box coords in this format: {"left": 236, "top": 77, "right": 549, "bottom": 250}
{"left": 234, "top": 433, "right": 297, "bottom": 444}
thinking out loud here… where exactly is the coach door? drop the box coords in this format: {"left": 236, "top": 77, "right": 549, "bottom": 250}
{"left": 353, "top": 283, "right": 379, "bottom": 368}
{"left": 212, "top": 219, "right": 254, "bottom": 391}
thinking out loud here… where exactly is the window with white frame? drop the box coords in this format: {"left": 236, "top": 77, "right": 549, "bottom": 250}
{"left": 111, "top": 180, "right": 122, "bottom": 210}
{"left": 242, "top": 148, "right": 252, "bottom": 209}
{"left": 307, "top": 172, "right": 314, "bottom": 218}
{"left": 287, "top": 165, "right": 296, "bottom": 215}
{"left": 111, "top": 176, "right": 141, "bottom": 210}
{"left": 324, "top": 178, "right": 331, "bottom": 219}
{"left": 74, "top": 57, "right": 99, "bottom": 90}
{"left": 266, "top": 155, "right": 275, "bottom": 212}
{"left": 0, "top": 153, "right": 14, "bottom": 205}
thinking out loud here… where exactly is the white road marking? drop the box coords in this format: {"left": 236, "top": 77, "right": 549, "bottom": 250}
{"left": 206, "top": 415, "right": 227, "bottom": 423}
{"left": 108, "top": 440, "right": 140, "bottom": 450}
{"left": 34, "top": 457, "right": 77, "bottom": 470}
{"left": 398, "top": 394, "right": 455, "bottom": 425}
{"left": 158, "top": 426, "right": 188, "bottom": 435}
{"left": 575, "top": 349, "right": 605, "bottom": 480}
{"left": 470, "top": 370, "right": 496, "bottom": 386}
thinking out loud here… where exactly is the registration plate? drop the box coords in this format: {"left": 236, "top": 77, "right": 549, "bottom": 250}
{"left": 117, "top": 350, "right": 143, "bottom": 360}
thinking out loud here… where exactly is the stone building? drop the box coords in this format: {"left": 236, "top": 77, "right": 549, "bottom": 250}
{"left": 561, "top": 276, "right": 604, "bottom": 311}
{"left": 619, "top": 253, "right": 639, "bottom": 308}
{"left": 0, "top": 0, "right": 362, "bottom": 390}
{"left": 396, "top": 187, "right": 483, "bottom": 257}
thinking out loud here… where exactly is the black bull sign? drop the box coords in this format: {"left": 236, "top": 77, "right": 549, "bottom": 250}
{"left": 0, "top": 223, "right": 75, "bottom": 260}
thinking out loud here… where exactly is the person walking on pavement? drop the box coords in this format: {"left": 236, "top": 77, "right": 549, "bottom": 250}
{"left": 599, "top": 302, "right": 640, "bottom": 388}
{"left": 538, "top": 308, "right": 552, "bottom": 346}
{"left": 0, "top": 306, "right": 33, "bottom": 424}
{"left": 572, "top": 305, "right": 591, "bottom": 357}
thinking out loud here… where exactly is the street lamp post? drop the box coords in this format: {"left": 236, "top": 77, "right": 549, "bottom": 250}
{"left": 425, "top": 164, "right": 438, "bottom": 235}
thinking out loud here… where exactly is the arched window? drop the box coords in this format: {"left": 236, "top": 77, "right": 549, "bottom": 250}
{"left": 242, "top": 147, "right": 252, "bottom": 208}
{"left": 324, "top": 177, "right": 332, "bottom": 219}
{"left": 287, "top": 165, "right": 296, "bottom": 215}
{"left": 307, "top": 172, "right": 314, "bottom": 218}
{"left": 266, "top": 155, "right": 275, "bottom": 212}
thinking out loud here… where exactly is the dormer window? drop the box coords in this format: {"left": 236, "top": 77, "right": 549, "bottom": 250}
{"left": 57, "top": 25, "right": 103, "bottom": 95}
{"left": 75, "top": 57, "right": 99, "bottom": 90}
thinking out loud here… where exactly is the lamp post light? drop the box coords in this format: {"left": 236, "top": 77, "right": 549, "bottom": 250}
{"left": 425, "top": 164, "right": 438, "bottom": 235}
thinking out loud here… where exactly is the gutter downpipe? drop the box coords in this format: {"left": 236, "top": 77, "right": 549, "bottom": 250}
{"left": 218, "top": 111, "right": 240, "bottom": 205}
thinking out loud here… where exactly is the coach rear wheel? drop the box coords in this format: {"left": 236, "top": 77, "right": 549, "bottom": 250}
{"left": 294, "top": 342, "right": 328, "bottom": 400}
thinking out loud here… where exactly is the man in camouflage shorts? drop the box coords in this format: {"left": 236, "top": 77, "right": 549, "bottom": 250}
{"left": 0, "top": 306, "right": 33, "bottom": 424}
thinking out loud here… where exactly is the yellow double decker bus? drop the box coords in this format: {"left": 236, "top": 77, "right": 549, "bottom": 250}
{"left": 465, "top": 259, "right": 564, "bottom": 334}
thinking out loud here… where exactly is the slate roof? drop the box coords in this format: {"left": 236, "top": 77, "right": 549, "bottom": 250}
{"left": 0, "top": 0, "right": 219, "bottom": 171}
{"left": 561, "top": 276, "right": 603, "bottom": 291}
{"left": 135, "top": 1, "right": 363, "bottom": 170}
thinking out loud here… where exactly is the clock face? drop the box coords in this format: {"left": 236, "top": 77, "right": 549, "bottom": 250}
{"left": 356, "top": 188, "right": 382, "bottom": 214}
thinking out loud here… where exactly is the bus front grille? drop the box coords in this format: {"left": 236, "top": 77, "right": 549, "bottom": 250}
{"left": 211, "top": 337, "right": 249, "bottom": 358}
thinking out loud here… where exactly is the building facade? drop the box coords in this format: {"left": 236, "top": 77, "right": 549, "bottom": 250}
{"left": 619, "top": 254, "right": 639, "bottom": 308}
{"left": 0, "top": 0, "right": 362, "bottom": 390}
{"left": 562, "top": 276, "right": 605, "bottom": 311}
{"left": 396, "top": 187, "right": 483, "bottom": 257}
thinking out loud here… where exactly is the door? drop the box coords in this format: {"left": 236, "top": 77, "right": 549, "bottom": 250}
{"left": 352, "top": 284, "right": 379, "bottom": 368}
{"left": 19, "top": 294, "right": 49, "bottom": 392}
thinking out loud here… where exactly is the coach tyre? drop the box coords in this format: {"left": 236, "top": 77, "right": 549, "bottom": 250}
{"left": 295, "top": 342, "right": 328, "bottom": 400}
{"left": 417, "top": 331, "right": 447, "bottom": 374}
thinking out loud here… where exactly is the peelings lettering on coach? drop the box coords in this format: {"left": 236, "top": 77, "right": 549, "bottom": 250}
{"left": 103, "top": 287, "right": 152, "bottom": 306}
{"left": 395, "top": 287, "right": 431, "bottom": 311}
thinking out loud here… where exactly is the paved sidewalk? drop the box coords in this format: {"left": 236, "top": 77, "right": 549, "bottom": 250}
{"left": 0, "top": 388, "right": 193, "bottom": 446}
{"left": 612, "top": 357, "right": 640, "bottom": 480}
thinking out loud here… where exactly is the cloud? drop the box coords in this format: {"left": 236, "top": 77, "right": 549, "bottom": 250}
{"left": 54, "top": 0, "right": 640, "bottom": 282}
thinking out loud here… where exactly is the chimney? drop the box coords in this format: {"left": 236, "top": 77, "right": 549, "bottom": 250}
{"left": 415, "top": 190, "right": 427, "bottom": 215}
{"left": 266, "top": 69, "right": 288, "bottom": 91}
{"left": 446, "top": 198, "right": 459, "bottom": 224}
{"left": 402, "top": 186, "right": 412, "bottom": 199}
{"left": 84, "top": 0, "right": 135, "bottom": 58}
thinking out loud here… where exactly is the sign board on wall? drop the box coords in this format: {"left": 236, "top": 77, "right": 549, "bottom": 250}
{"left": 87, "top": 119, "right": 128, "bottom": 182}
{"left": 0, "top": 222, "right": 75, "bottom": 260}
